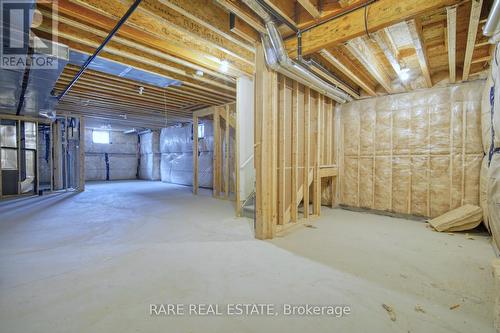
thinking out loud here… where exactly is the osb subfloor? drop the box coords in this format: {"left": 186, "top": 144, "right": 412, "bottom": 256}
{"left": 0, "top": 180, "right": 494, "bottom": 332}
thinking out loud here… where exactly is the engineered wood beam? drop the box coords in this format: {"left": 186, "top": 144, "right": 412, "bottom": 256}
{"left": 463, "top": 0, "right": 483, "bottom": 81}
{"left": 297, "top": 0, "right": 320, "bottom": 19}
{"left": 284, "top": 0, "right": 461, "bottom": 57}
{"left": 407, "top": 19, "right": 433, "bottom": 88}
{"left": 230, "top": 13, "right": 260, "bottom": 44}
{"left": 346, "top": 37, "right": 394, "bottom": 93}
{"left": 447, "top": 6, "right": 457, "bottom": 83}
{"left": 319, "top": 49, "right": 377, "bottom": 96}
{"left": 156, "top": 0, "right": 255, "bottom": 50}
{"left": 214, "top": 0, "right": 266, "bottom": 33}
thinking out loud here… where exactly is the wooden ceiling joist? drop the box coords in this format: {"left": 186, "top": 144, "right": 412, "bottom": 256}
{"left": 230, "top": 14, "right": 260, "bottom": 44}
{"left": 213, "top": 0, "right": 266, "bottom": 33}
{"left": 407, "top": 19, "right": 433, "bottom": 88}
{"left": 446, "top": 6, "right": 457, "bottom": 83}
{"left": 48, "top": 0, "right": 252, "bottom": 76}
{"left": 345, "top": 38, "right": 394, "bottom": 94}
{"left": 462, "top": 0, "right": 483, "bottom": 81}
{"left": 319, "top": 49, "right": 377, "bottom": 96}
{"left": 261, "top": 0, "right": 297, "bottom": 28}
{"left": 72, "top": 0, "right": 254, "bottom": 64}
{"left": 35, "top": 21, "right": 237, "bottom": 96}
{"left": 284, "top": 0, "right": 462, "bottom": 58}
{"left": 372, "top": 31, "right": 410, "bottom": 90}
{"left": 296, "top": 0, "right": 320, "bottom": 19}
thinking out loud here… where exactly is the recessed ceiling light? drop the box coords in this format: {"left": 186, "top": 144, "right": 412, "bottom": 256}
{"left": 195, "top": 70, "right": 204, "bottom": 77}
{"left": 220, "top": 60, "right": 229, "bottom": 73}
{"left": 400, "top": 69, "right": 410, "bottom": 81}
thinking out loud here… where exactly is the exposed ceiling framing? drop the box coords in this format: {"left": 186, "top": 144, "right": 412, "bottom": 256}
{"left": 30, "top": 0, "right": 494, "bottom": 128}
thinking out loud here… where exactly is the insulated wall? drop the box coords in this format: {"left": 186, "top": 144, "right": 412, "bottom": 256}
{"left": 85, "top": 129, "right": 138, "bottom": 181}
{"left": 139, "top": 131, "right": 160, "bottom": 180}
{"left": 340, "top": 81, "right": 484, "bottom": 218}
{"left": 159, "top": 123, "right": 213, "bottom": 187}
{"left": 484, "top": 44, "right": 500, "bottom": 250}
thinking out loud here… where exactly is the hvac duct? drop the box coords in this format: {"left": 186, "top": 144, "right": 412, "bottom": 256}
{"left": 484, "top": 0, "right": 500, "bottom": 37}
{"left": 242, "top": 0, "right": 352, "bottom": 103}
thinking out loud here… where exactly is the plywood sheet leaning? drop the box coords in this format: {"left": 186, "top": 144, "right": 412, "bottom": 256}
{"left": 340, "top": 81, "right": 484, "bottom": 218}
{"left": 428, "top": 204, "right": 482, "bottom": 232}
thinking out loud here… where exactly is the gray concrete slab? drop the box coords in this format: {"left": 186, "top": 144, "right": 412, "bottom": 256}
{"left": 0, "top": 181, "right": 495, "bottom": 332}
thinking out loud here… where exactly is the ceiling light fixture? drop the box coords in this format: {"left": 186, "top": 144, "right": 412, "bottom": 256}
{"left": 400, "top": 69, "right": 410, "bottom": 81}
{"left": 220, "top": 60, "right": 229, "bottom": 73}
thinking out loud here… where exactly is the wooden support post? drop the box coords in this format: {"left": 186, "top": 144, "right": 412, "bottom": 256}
{"left": 193, "top": 114, "right": 199, "bottom": 194}
{"left": 313, "top": 94, "right": 322, "bottom": 215}
{"left": 235, "top": 100, "right": 241, "bottom": 216}
{"left": 213, "top": 108, "right": 220, "bottom": 197}
{"left": 291, "top": 81, "right": 299, "bottom": 222}
{"left": 278, "top": 76, "right": 286, "bottom": 225}
{"left": 255, "top": 43, "right": 277, "bottom": 239}
{"left": 224, "top": 105, "right": 230, "bottom": 199}
{"left": 79, "top": 117, "right": 85, "bottom": 191}
{"left": 303, "top": 87, "right": 311, "bottom": 218}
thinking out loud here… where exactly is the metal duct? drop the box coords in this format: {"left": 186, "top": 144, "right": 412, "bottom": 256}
{"left": 0, "top": 38, "right": 69, "bottom": 119}
{"left": 484, "top": 0, "right": 500, "bottom": 37}
{"left": 242, "top": 0, "right": 352, "bottom": 103}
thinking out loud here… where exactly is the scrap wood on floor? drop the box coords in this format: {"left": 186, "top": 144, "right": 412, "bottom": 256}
{"left": 427, "top": 205, "right": 483, "bottom": 232}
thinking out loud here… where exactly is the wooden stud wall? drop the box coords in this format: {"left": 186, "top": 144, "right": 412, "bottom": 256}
{"left": 193, "top": 103, "right": 237, "bottom": 203}
{"left": 254, "top": 45, "right": 339, "bottom": 239}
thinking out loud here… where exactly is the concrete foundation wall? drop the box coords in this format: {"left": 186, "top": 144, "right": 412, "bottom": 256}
{"left": 84, "top": 129, "right": 138, "bottom": 181}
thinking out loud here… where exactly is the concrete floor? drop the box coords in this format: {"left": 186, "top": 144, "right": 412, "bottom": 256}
{"left": 0, "top": 180, "right": 495, "bottom": 332}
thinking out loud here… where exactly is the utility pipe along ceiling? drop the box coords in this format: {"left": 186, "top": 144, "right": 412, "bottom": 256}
{"left": 242, "top": 0, "right": 353, "bottom": 103}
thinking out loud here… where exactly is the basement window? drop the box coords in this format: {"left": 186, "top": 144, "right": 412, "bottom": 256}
{"left": 92, "top": 130, "right": 110, "bottom": 144}
{"left": 198, "top": 123, "right": 205, "bottom": 139}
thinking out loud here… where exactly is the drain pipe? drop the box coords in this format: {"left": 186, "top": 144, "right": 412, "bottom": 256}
{"left": 242, "top": 0, "right": 352, "bottom": 103}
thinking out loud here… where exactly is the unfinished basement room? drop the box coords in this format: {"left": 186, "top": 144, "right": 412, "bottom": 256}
{"left": 2, "top": 0, "right": 500, "bottom": 332}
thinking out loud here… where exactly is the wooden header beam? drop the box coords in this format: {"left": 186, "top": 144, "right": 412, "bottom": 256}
{"left": 284, "top": 0, "right": 461, "bottom": 57}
